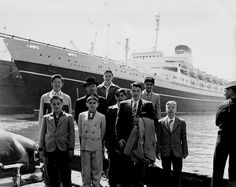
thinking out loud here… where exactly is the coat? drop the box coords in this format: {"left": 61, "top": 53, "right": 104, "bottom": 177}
{"left": 97, "top": 82, "right": 120, "bottom": 106}
{"left": 78, "top": 111, "right": 106, "bottom": 151}
{"left": 105, "top": 104, "right": 120, "bottom": 150}
{"left": 141, "top": 90, "right": 161, "bottom": 119}
{"left": 116, "top": 99, "right": 157, "bottom": 143}
{"left": 38, "top": 111, "right": 75, "bottom": 152}
{"left": 158, "top": 116, "right": 188, "bottom": 158}
{"left": 124, "top": 117, "right": 156, "bottom": 164}
{"left": 215, "top": 98, "right": 236, "bottom": 146}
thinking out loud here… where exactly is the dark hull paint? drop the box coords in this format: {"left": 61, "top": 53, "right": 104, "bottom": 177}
{"left": 0, "top": 60, "right": 32, "bottom": 114}
{"left": 15, "top": 60, "right": 224, "bottom": 113}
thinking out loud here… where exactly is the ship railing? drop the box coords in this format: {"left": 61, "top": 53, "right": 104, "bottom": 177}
{"left": 0, "top": 32, "right": 118, "bottom": 63}
{"left": 169, "top": 76, "right": 223, "bottom": 94}
{"left": 155, "top": 73, "right": 223, "bottom": 95}
{"left": 0, "top": 32, "right": 79, "bottom": 52}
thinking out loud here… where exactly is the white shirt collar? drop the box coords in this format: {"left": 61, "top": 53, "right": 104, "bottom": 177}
{"left": 144, "top": 90, "right": 153, "bottom": 95}
{"left": 100, "top": 81, "right": 116, "bottom": 88}
{"left": 49, "top": 90, "right": 62, "bottom": 98}
{"left": 131, "top": 99, "right": 140, "bottom": 107}
{"left": 167, "top": 116, "right": 175, "bottom": 123}
{"left": 131, "top": 98, "right": 140, "bottom": 103}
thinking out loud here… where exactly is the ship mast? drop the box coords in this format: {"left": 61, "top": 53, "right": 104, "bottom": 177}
{"left": 125, "top": 38, "right": 129, "bottom": 64}
{"left": 106, "top": 24, "right": 110, "bottom": 58}
{"left": 154, "top": 13, "right": 160, "bottom": 52}
{"left": 90, "top": 32, "right": 97, "bottom": 55}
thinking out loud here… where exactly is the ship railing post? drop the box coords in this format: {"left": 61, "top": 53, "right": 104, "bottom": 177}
{"left": 76, "top": 88, "right": 79, "bottom": 99}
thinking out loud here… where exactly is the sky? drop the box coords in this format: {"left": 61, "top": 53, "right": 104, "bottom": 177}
{"left": 0, "top": 0, "right": 236, "bottom": 80}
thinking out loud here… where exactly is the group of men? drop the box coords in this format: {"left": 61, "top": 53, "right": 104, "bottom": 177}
{"left": 38, "top": 69, "right": 191, "bottom": 187}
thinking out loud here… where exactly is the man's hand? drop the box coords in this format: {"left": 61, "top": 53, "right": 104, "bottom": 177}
{"left": 183, "top": 153, "right": 188, "bottom": 159}
{"left": 156, "top": 152, "right": 161, "bottom": 160}
{"left": 133, "top": 116, "right": 139, "bottom": 125}
{"left": 39, "top": 151, "right": 44, "bottom": 162}
{"left": 118, "top": 139, "right": 126, "bottom": 149}
{"left": 69, "top": 150, "right": 74, "bottom": 158}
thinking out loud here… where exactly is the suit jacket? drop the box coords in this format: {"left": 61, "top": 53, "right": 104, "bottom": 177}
{"left": 74, "top": 94, "right": 108, "bottom": 124}
{"left": 124, "top": 117, "right": 156, "bottom": 164}
{"left": 141, "top": 90, "right": 161, "bottom": 119}
{"left": 38, "top": 90, "right": 72, "bottom": 126}
{"left": 105, "top": 104, "right": 119, "bottom": 150}
{"left": 38, "top": 112, "right": 75, "bottom": 152}
{"left": 116, "top": 99, "right": 157, "bottom": 143}
{"left": 158, "top": 116, "right": 188, "bottom": 158}
{"left": 215, "top": 98, "right": 236, "bottom": 146}
{"left": 78, "top": 111, "right": 106, "bottom": 151}
{"left": 97, "top": 82, "right": 120, "bottom": 106}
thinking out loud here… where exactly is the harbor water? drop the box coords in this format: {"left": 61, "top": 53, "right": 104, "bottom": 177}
{"left": 0, "top": 113, "right": 229, "bottom": 179}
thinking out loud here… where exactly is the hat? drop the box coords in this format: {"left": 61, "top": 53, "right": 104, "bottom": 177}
{"left": 144, "top": 77, "right": 155, "bottom": 84}
{"left": 224, "top": 81, "right": 236, "bottom": 89}
{"left": 83, "top": 77, "right": 99, "bottom": 87}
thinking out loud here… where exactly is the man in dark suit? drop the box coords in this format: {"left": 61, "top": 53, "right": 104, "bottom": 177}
{"left": 74, "top": 77, "right": 108, "bottom": 124}
{"left": 97, "top": 70, "right": 120, "bottom": 107}
{"left": 116, "top": 82, "right": 157, "bottom": 187}
{"left": 105, "top": 88, "right": 127, "bottom": 187}
{"left": 158, "top": 100, "right": 188, "bottom": 187}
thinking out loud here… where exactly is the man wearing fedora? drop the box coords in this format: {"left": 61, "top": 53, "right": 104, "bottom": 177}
{"left": 211, "top": 80, "right": 236, "bottom": 187}
{"left": 74, "top": 77, "right": 108, "bottom": 124}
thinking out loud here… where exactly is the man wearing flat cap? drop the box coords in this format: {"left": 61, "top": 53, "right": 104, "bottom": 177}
{"left": 141, "top": 76, "right": 161, "bottom": 120}
{"left": 74, "top": 77, "right": 108, "bottom": 124}
{"left": 211, "top": 80, "right": 236, "bottom": 187}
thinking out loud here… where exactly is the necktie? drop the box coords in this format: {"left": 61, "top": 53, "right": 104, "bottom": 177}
{"left": 105, "top": 87, "right": 109, "bottom": 98}
{"left": 88, "top": 112, "right": 95, "bottom": 120}
{"left": 132, "top": 101, "right": 137, "bottom": 116}
{"left": 169, "top": 119, "right": 173, "bottom": 132}
{"left": 146, "top": 93, "right": 151, "bottom": 101}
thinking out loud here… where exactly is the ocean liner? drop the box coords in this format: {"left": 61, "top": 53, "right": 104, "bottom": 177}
{"left": 0, "top": 31, "right": 225, "bottom": 113}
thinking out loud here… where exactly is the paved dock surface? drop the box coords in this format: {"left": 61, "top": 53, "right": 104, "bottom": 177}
{"left": 1, "top": 170, "right": 109, "bottom": 187}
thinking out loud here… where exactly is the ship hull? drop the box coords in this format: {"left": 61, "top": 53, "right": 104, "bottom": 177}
{"left": 15, "top": 60, "right": 224, "bottom": 114}
{"left": 0, "top": 60, "right": 32, "bottom": 114}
